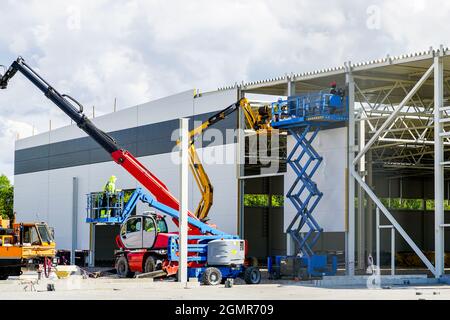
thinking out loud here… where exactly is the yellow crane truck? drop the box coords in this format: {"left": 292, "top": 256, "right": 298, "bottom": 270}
{"left": 0, "top": 220, "right": 56, "bottom": 280}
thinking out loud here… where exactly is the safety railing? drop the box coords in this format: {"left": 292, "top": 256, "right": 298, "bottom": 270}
{"left": 270, "top": 92, "right": 347, "bottom": 127}
{"left": 86, "top": 191, "right": 125, "bottom": 223}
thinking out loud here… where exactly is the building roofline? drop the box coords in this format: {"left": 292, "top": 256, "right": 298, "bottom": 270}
{"left": 218, "top": 45, "right": 449, "bottom": 92}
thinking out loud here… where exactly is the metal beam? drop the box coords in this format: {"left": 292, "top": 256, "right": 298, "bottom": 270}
{"left": 287, "top": 77, "right": 296, "bottom": 96}
{"left": 178, "top": 118, "right": 189, "bottom": 284}
{"left": 351, "top": 168, "right": 437, "bottom": 276}
{"left": 434, "top": 54, "right": 445, "bottom": 278}
{"left": 71, "top": 177, "right": 78, "bottom": 265}
{"left": 346, "top": 68, "right": 356, "bottom": 275}
{"left": 353, "top": 64, "right": 435, "bottom": 166}
{"left": 357, "top": 118, "right": 366, "bottom": 269}
{"left": 353, "top": 73, "right": 435, "bottom": 86}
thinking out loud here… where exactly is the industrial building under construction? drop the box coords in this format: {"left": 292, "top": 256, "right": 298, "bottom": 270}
{"left": 1, "top": 45, "right": 449, "bottom": 290}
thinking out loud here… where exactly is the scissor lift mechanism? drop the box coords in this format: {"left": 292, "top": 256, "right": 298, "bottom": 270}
{"left": 268, "top": 92, "right": 348, "bottom": 278}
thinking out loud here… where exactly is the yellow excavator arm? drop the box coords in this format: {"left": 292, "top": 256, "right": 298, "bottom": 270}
{"left": 177, "top": 98, "right": 271, "bottom": 221}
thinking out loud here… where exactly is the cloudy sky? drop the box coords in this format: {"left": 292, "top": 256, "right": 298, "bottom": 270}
{"left": 0, "top": 0, "right": 447, "bottom": 180}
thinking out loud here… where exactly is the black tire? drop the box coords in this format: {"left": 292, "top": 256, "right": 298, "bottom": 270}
{"left": 143, "top": 256, "right": 156, "bottom": 273}
{"left": 0, "top": 275, "right": 8, "bottom": 280}
{"left": 202, "top": 267, "right": 222, "bottom": 286}
{"left": 115, "top": 255, "right": 135, "bottom": 278}
{"left": 244, "top": 267, "right": 261, "bottom": 284}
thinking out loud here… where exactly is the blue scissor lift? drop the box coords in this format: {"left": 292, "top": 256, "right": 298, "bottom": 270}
{"left": 268, "top": 91, "right": 348, "bottom": 279}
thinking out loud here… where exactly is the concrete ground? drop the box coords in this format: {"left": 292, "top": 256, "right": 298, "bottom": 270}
{"left": 0, "top": 271, "right": 449, "bottom": 300}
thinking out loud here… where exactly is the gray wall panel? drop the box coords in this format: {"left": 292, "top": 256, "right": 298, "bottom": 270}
{"left": 15, "top": 110, "right": 237, "bottom": 175}
{"left": 15, "top": 158, "right": 49, "bottom": 173}
{"left": 49, "top": 151, "right": 91, "bottom": 169}
{"left": 89, "top": 148, "right": 111, "bottom": 164}
{"left": 16, "top": 145, "right": 49, "bottom": 161}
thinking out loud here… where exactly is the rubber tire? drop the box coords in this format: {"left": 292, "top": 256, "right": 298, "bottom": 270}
{"left": 143, "top": 256, "right": 156, "bottom": 273}
{"left": 0, "top": 275, "right": 8, "bottom": 280}
{"left": 244, "top": 267, "right": 261, "bottom": 284}
{"left": 116, "top": 256, "right": 135, "bottom": 278}
{"left": 202, "top": 267, "right": 222, "bottom": 286}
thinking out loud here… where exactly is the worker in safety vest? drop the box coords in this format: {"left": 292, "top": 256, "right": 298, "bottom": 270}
{"left": 330, "top": 81, "right": 337, "bottom": 95}
{"left": 100, "top": 175, "right": 117, "bottom": 218}
{"left": 104, "top": 175, "right": 117, "bottom": 194}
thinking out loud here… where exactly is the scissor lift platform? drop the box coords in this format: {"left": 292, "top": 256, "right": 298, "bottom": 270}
{"left": 271, "top": 92, "right": 347, "bottom": 129}
{"left": 268, "top": 91, "right": 348, "bottom": 279}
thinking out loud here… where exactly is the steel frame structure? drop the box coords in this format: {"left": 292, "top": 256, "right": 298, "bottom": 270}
{"left": 348, "top": 48, "right": 447, "bottom": 278}
{"left": 228, "top": 45, "right": 450, "bottom": 278}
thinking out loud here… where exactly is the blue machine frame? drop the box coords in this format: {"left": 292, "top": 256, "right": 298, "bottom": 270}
{"left": 86, "top": 187, "right": 247, "bottom": 281}
{"left": 268, "top": 91, "right": 348, "bottom": 278}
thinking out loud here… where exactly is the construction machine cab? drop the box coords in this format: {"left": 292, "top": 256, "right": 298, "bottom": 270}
{"left": 15, "top": 222, "right": 55, "bottom": 246}
{"left": 119, "top": 213, "right": 168, "bottom": 250}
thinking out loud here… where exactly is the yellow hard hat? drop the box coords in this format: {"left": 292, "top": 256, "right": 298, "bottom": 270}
{"left": 110, "top": 175, "right": 117, "bottom": 181}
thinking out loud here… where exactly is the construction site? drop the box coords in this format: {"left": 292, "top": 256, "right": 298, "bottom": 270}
{"left": 2, "top": 45, "right": 450, "bottom": 302}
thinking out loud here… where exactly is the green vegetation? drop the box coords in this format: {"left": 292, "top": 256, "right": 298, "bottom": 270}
{"left": 358, "top": 197, "right": 450, "bottom": 211}
{"left": 271, "top": 195, "right": 284, "bottom": 207}
{"left": 0, "top": 175, "right": 14, "bottom": 220}
{"left": 244, "top": 194, "right": 284, "bottom": 207}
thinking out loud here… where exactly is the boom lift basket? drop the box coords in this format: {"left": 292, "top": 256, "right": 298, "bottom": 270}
{"left": 86, "top": 191, "right": 125, "bottom": 224}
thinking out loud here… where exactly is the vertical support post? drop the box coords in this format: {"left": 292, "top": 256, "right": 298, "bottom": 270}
{"left": 357, "top": 118, "right": 366, "bottom": 269}
{"left": 89, "top": 223, "right": 95, "bottom": 267}
{"left": 178, "top": 118, "right": 189, "bottom": 284}
{"left": 391, "top": 228, "right": 395, "bottom": 276}
{"left": 434, "top": 53, "right": 445, "bottom": 278}
{"left": 366, "top": 150, "right": 374, "bottom": 260}
{"left": 71, "top": 177, "right": 78, "bottom": 265}
{"left": 376, "top": 207, "right": 380, "bottom": 270}
{"left": 287, "top": 77, "right": 296, "bottom": 96}
{"left": 237, "top": 88, "right": 246, "bottom": 237}
{"left": 286, "top": 79, "right": 296, "bottom": 256}
{"left": 346, "top": 67, "right": 356, "bottom": 275}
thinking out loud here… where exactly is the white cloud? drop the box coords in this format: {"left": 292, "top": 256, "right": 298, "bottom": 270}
{"left": 0, "top": 0, "right": 448, "bottom": 181}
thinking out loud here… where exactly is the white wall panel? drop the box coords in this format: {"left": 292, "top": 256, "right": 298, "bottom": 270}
{"left": 137, "top": 90, "right": 194, "bottom": 127}
{"left": 15, "top": 132, "right": 50, "bottom": 151}
{"left": 14, "top": 171, "right": 49, "bottom": 222}
{"left": 194, "top": 89, "right": 238, "bottom": 115}
{"left": 284, "top": 127, "right": 346, "bottom": 233}
{"left": 48, "top": 172, "right": 73, "bottom": 249}
{"left": 192, "top": 143, "right": 238, "bottom": 234}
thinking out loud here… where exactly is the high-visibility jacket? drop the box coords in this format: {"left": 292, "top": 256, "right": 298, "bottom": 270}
{"left": 103, "top": 176, "right": 116, "bottom": 193}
